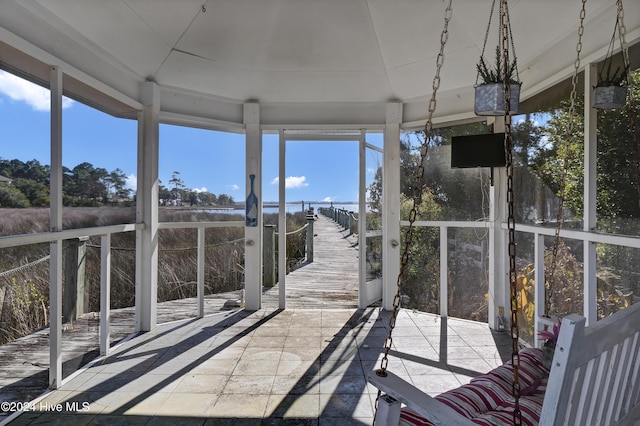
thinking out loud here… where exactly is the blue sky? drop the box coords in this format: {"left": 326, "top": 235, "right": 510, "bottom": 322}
{"left": 0, "top": 70, "right": 381, "bottom": 203}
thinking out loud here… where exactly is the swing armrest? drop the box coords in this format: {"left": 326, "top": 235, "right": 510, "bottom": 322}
{"left": 367, "top": 370, "right": 474, "bottom": 426}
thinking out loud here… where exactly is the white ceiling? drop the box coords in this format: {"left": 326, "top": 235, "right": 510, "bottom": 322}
{"left": 1, "top": 0, "right": 639, "bottom": 127}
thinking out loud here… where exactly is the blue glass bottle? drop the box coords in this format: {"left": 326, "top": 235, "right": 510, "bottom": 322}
{"left": 246, "top": 174, "right": 258, "bottom": 227}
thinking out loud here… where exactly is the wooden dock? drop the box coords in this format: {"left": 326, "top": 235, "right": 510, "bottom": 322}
{"left": 262, "top": 214, "right": 360, "bottom": 309}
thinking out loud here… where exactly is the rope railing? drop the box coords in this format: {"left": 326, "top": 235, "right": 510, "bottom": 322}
{"left": 0, "top": 254, "right": 50, "bottom": 279}
{"left": 275, "top": 222, "right": 309, "bottom": 237}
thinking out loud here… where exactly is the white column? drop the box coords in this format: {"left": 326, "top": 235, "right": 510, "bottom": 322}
{"left": 278, "top": 129, "right": 287, "bottom": 309}
{"left": 533, "top": 232, "right": 545, "bottom": 346}
{"left": 583, "top": 63, "right": 597, "bottom": 325}
{"left": 488, "top": 117, "right": 508, "bottom": 330}
{"left": 440, "top": 227, "right": 448, "bottom": 318}
{"left": 100, "top": 234, "right": 111, "bottom": 356}
{"left": 382, "top": 103, "right": 402, "bottom": 311}
{"left": 358, "top": 130, "right": 367, "bottom": 308}
{"left": 244, "top": 102, "right": 262, "bottom": 310}
{"left": 49, "top": 65, "right": 63, "bottom": 389}
{"left": 197, "top": 227, "right": 205, "bottom": 317}
{"left": 136, "top": 81, "right": 160, "bottom": 332}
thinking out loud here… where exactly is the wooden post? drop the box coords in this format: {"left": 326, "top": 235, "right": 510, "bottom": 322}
{"left": 306, "top": 209, "right": 314, "bottom": 263}
{"left": 63, "top": 236, "right": 88, "bottom": 323}
{"left": 263, "top": 225, "right": 276, "bottom": 287}
{"left": 349, "top": 212, "right": 355, "bottom": 235}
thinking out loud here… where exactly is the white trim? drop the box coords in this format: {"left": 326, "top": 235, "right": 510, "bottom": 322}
{"left": 0, "top": 224, "right": 141, "bottom": 248}
{"left": 358, "top": 130, "right": 367, "bottom": 308}
{"left": 261, "top": 124, "right": 385, "bottom": 132}
{"left": 440, "top": 226, "right": 448, "bottom": 318}
{"left": 160, "top": 111, "right": 245, "bottom": 134}
{"left": 136, "top": 81, "right": 160, "bottom": 332}
{"left": 0, "top": 27, "right": 142, "bottom": 111}
{"left": 159, "top": 221, "right": 244, "bottom": 230}
{"left": 278, "top": 129, "right": 287, "bottom": 309}
{"left": 49, "top": 65, "right": 63, "bottom": 389}
{"left": 244, "top": 102, "right": 262, "bottom": 311}
{"left": 584, "top": 63, "right": 598, "bottom": 326}
{"left": 100, "top": 234, "right": 111, "bottom": 356}
{"left": 382, "top": 103, "right": 402, "bottom": 311}
{"left": 197, "top": 228, "right": 205, "bottom": 318}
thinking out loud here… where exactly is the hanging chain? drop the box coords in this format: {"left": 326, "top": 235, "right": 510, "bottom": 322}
{"left": 546, "top": 0, "right": 587, "bottom": 316}
{"left": 506, "top": 3, "right": 519, "bottom": 84}
{"left": 476, "top": 0, "right": 497, "bottom": 86}
{"left": 500, "top": 1, "right": 522, "bottom": 423}
{"left": 372, "top": 1, "right": 453, "bottom": 423}
{"left": 618, "top": 0, "right": 640, "bottom": 210}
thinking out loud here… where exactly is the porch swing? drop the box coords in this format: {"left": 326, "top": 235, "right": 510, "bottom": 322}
{"left": 367, "top": 1, "right": 640, "bottom": 425}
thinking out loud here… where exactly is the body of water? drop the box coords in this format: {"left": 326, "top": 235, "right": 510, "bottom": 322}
{"left": 196, "top": 203, "right": 360, "bottom": 215}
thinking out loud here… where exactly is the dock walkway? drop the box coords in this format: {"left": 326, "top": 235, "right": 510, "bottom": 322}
{"left": 262, "top": 214, "right": 360, "bottom": 309}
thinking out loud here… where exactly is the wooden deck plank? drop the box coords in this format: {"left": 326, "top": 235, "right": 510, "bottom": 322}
{"left": 262, "top": 214, "right": 360, "bottom": 309}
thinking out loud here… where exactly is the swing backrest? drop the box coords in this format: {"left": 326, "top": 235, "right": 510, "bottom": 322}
{"left": 541, "top": 301, "right": 640, "bottom": 425}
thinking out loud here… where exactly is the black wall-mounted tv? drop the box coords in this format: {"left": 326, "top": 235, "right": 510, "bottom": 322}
{"left": 451, "top": 133, "right": 506, "bottom": 168}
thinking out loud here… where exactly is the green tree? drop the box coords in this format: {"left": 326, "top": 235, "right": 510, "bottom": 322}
{"left": 169, "top": 171, "right": 185, "bottom": 204}
{"left": 217, "top": 193, "right": 234, "bottom": 205}
{"left": 63, "top": 162, "right": 108, "bottom": 206}
{"left": 399, "top": 188, "right": 443, "bottom": 313}
{"left": 198, "top": 192, "right": 217, "bottom": 205}
{"left": 539, "top": 69, "right": 640, "bottom": 221}
{"left": 399, "top": 121, "right": 493, "bottom": 220}
{"left": 104, "top": 168, "right": 130, "bottom": 202}
{"left": 12, "top": 178, "right": 49, "bottom": 206}
{"left": 512, "top": 114, "right": 548, "bottom": 169}
{"left": 158, "top": 181, "right": 172, "bottom": 205}
{"left": 0, "top": 183, "right": 31, "bottom": 207}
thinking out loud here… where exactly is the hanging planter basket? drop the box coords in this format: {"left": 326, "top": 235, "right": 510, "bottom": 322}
{"left": 474, "top": 83, "right": 521, "bottom": 116}
{"left": 593, "top": 85, "right": 628, "bottom": 110}
{"left": 474, "top": 0, "right": 521, "bottom": 117}
{"left": 592, "top": 11, "right": 630, "bottom": 110}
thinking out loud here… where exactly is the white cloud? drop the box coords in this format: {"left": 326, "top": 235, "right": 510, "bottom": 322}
{"left": 125, "top": 174, "right": 137, "bottom": 189}
{"left": 0, "top": 70, "right": 74, "bottom": 111}
{"left": 323, "top": 196, "right": 334, "bottom": 202}
{"left": 227, "top": 184, "right": 240, "bottom": 191}
{"left": 271, "top": 176, "right": 309, "bottom": 189}
{"left": 192, "top": 187, "right": 208, "bottom": 193}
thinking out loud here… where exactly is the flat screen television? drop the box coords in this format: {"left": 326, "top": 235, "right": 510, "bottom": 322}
{"left": 451, "top": 133, "right": 506, "bottom": 168}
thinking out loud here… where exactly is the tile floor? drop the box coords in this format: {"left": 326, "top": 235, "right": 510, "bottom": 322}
{"left": 4, "top": 308, "right": 511, "bottom": 425}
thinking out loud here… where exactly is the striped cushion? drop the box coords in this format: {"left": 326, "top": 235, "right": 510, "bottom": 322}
{"left": 399, "top": 348, "right": 547, "bottom": 426}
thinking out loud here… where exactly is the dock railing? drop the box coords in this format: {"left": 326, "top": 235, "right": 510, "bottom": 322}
{"left": 264, "top": 210, "right": 316, "bottom": 287}
{"left": 318, "top": 207, "right": 357, "bottom": 235}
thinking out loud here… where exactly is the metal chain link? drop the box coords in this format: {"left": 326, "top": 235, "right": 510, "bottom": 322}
{"left": 617, "top": 0, "right": 640, "bottom": 210}
{"left": 547, "top": 0, "right": 587, "bottom": 316}
{"left": 372, "top": 1, "right": 453, "bottom": 423}
{"left": 477, "top": 0, "right": 497, "bottom": 86}
{"left": 499, "top": 1, "right": 522, "bottom": 423}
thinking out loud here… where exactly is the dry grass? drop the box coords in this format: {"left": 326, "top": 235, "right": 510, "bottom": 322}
{"left": 0, "top": 207, "right": 306, "bottom": 345}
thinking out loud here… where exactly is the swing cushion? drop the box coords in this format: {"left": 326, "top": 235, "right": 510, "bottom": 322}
{"left": 399, "top": 348, "right": 548, "bottom": 426}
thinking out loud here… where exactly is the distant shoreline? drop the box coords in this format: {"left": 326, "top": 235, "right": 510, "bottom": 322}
{"left": 169, "top": 202, "right": 360, "bottom": 212}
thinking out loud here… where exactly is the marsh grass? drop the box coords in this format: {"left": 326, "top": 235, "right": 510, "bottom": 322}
{"left": 0, "top": 207, "right": 307, "bottom": 345}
